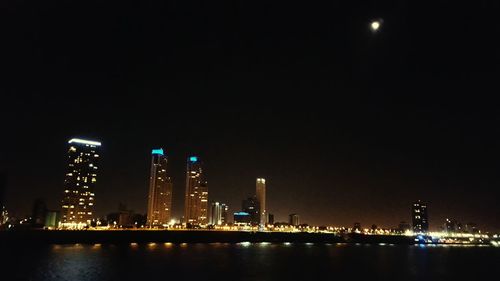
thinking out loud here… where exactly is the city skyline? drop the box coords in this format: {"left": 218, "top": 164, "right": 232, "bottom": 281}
{"left": 0, "top": 135, "right": 498, "bottom": 231}
{"left": 2, "top": 2, "right": 500, "bottom": 281}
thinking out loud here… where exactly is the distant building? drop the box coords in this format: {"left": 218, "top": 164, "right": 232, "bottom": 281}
{"left": 289, "top": 214, "right": 299, "bottom": 226}
{"left": 45, "top": 210, "right": 60, "bottom": 229}
{"left": 444, "top": 218, "right": 461, "bottom": 233}
{"left": 107, "top": 203, "right": 138, "bottom": 228}
{"left": 267, "top": 213, "right": 274, "bottom": 225}
{"left": 256, "top": 178, "right": 266, "bottom": 225}
{"left": 234, "top": 212, "right": 251, "bottom": 224}
{"left": 147, "top": 149, "right": 173, "bottom": 227}
{"left": 32, "top": 198, "right": 47, "bottom": 228}
{"left": 242, "top": 196, "right": 260, "bottom": 225}
{"left": 412, "top": 200, "right": 429, "bottom": 233}
{"left": 184, "top": 156, "right": 208, "bottom": 225}
{"left": 60, "top": 138, "right": 101, "bottom": 228}
{"left": 209, "top": 202, "right": 228, "bottom": 225}
{"left": 464, "top": 223, "right": 479, "bottom": 234}
{"left": 221, "top": 203, "right": 229, "bottom": 224}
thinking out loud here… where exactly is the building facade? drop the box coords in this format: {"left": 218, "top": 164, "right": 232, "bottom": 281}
{"left": 233, "top": 212, "right": 251, "bottom": 224}
{"left": 184, "top": 156, "right": 208, "bottom": 225}
{"left": 60, "top": 138, "right": 101, "bottom": 228}
{"left": 289, "top": 214, "right": 300, "bottom": 226}
{"left": 412, "top": 200, "right": 429, "bottom": 233}
{"left": 147, "top": 149, "right": 173, "bottom": 227}
{"left": 256, "top": 178, "right": 266, "bottom": 225}
{"left": 267, "top": 213, "right": 274, "bottom": 225}
{"left": 242, "top": 196, "right": 260, "bottom": 225}
{"left": 209, "top": 202, "right": 228, "bottom": 225}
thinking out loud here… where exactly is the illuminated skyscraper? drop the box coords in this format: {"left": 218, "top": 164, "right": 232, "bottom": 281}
{"left": 184, "top": 156, "right": 208, "bottom": 225}
{"left": 256, "top": 178, "right": 266, "bottom": 225}
{"left": 209, "top": 202, "right": 228, "bottom": 225}
{"left": 60, "top": 138, "right": 101, "bottom": 228}
{"left": 147, "top": 149, "right": 173, "bottom": 227}
{"left": 412, "top": 200, "right": 429, "bottom": 233}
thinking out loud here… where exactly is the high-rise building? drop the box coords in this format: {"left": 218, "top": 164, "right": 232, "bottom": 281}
{"left": 209, "top": 202, "right": 228, "bottom": 225}
{"left": 146, "top": 149, "right": 173, "bottom": 227}
{"left": 60, "top": 138, "right": 101, "bottom": 228}
{"left": 242, "top": 196, "right": 260, "bottom": 225}
{"left": 32, "top": 198, "right": 47, "bottom": 228}
{"left": 412, "top": 200, "right": 429, "bottom": 233}
{"left": 256, "top": 178, "right": 266, "bottom": 225}
{"left": 444, "top": 218, "right": 462, "bottom": 233}
{"left": 184, "top": 156, "right": 208, "bottom": 225}
{"left": 199, "top": 180, "right": 208, "bottom": 224}
{"left": 45, "top": 210, "right": 60, "bottom": 229}
{"left": 289, "top": 213, "right": 300, "bottom": 226}
{"left": 267, "top": 213, "right": 274, "bottom": 225}
{"left": 221, "top": 203, "right": 229, "bottom": 224}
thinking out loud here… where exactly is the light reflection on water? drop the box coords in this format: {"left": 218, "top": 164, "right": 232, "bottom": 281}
{"left": 4, "top": 243, "right": 500, "bottom": 281}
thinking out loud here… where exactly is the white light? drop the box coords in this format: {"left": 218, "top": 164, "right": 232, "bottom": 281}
{"left": 68, "top": 138, "right": 102, "bottom": 146}
{"left": 370, "top": 21, "right": 381, "bottom": 32}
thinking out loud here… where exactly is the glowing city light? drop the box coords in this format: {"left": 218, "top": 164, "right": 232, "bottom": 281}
{"left": 68, "top": 138, "right": 102, "bottom": 146}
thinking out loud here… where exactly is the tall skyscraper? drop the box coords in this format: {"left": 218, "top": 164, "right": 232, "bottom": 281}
{"left": 60, "top": 138, "right": 101, "bottom": 228}
{"left": 209, "top": 202, "right": 228, "bottom": 225}
{"left": 412, "top": 200, "right": 429, "bottom": 233}
{"left": 146, "top": 149, "right": 173, "bottom": 227}
{"left": 256, "top": 178, "right": 266, "bottom": 225}
{"left": 184, "top": 156, "right": 208, "bottom": 225}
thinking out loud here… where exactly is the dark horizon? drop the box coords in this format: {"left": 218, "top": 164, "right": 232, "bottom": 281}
{"left": 2, "top": 1, "right": 500, "bottom": 231}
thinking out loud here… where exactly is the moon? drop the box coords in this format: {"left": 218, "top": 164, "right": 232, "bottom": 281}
{"left": 370, "top": 19, "right": 383, "bottom": 32}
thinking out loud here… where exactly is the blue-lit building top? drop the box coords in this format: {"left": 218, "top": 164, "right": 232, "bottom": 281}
{"left": 152, "top": 149, "right": 164, "bottom": 155}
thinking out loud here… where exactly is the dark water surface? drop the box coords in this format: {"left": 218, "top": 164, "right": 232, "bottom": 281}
{"left": 5, "top": 243, "right": 500, "bottom": 281}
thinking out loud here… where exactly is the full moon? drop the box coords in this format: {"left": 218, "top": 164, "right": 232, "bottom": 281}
{"left": 370, "top": 20, "right": 381, "bottom": 32}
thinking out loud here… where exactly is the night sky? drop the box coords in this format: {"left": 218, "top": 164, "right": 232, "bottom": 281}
{"left": 1, "top": 1, "right": 500, "bottom": 231}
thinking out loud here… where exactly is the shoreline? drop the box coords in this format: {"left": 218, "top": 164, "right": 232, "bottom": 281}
{"left": 1, "top": 230, "right": 491, "bottom": 246}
